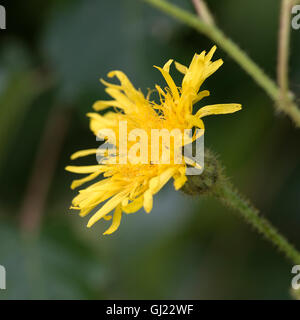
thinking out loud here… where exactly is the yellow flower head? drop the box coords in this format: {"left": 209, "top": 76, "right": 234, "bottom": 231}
{"left": 66, "top": 46, "right": 241, "bottom": 235}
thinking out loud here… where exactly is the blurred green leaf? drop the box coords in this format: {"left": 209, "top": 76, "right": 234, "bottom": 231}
{"left": 0, "top": 43, "right": 50, "bottom": 172}
{"left": 42, "top": 0, "right": 192, "bottom": 109}
{"left": 0, "top": 220, "right": 108, "bottom": 299}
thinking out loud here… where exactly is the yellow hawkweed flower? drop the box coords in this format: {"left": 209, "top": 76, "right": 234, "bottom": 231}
{"left": 66, "top": 46, "right": 241, "bottom": 235}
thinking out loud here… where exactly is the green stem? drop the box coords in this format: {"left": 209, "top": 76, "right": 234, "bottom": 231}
{"left": 142, "top": 0, "right": 300, "bottom": 127}
{"left": 191, "top": 0, "right": 215, "bottom": 26}
{"left": 214, "top": 179, "right": 300, "bottom": 265}
{"left": 277, "top": 0, "right": 293, "bottom": 103}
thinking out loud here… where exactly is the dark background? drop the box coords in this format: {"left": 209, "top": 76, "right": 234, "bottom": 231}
{"left": 0, "top": 0, "right": 300, "bottom": 299}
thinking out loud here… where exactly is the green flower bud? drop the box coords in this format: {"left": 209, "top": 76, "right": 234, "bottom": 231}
{"left": 181, "top": 149, "right": 222, "bottom": 196}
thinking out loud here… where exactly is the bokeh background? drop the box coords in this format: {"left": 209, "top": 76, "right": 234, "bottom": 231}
{"left": 0, "top": 0, "right": 300, "bottom": 299}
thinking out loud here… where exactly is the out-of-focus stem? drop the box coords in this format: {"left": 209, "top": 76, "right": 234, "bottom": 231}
{"left": 19, "top": 106, "right": 71, "bottom": 236}
{"left": 277, "top": 0, "right": 293, "bottom": 105}
{"left": 191, "top": 0, "right": 215, "bottom": 25}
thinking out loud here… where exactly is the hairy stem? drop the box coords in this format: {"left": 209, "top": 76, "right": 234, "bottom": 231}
{"left": 214, "top": 179, "right": 300, "bottom": 265}
{"left": 143, "top": 0, "right": 300, "bottom": 127}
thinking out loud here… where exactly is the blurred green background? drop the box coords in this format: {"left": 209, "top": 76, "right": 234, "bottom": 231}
{"left": 0, "top": 0, "right": 300, "bottom": 299}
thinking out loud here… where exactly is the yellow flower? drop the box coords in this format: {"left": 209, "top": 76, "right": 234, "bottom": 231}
{"left": 66, "top": 46, "right": 241, "bottom": 235}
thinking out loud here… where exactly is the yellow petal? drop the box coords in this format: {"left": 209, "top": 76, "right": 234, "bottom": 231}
{"left": 122, "top": 198, "right": 129, "bottom": 207}
{"left": 196, "top": 103, "right": 242, "bottom": 118}
{"left": 103, "top": 205, "right": 122, "bottom": 235}
{"left": 149, "top": 167, "right": 177, "bottom": 194}
{"left": 184, "top": 157, "right": 203, "bottom": 169}
{"left": 123, "top": 196, "right": 144, "bottom": 214}
{"left": 105, "top": 88, "right": 135, "bottom": 111}
{"left": 173, "top": 174, "right": 187, "bottom": 190}
{"left": 149, "top": 176, "right": 160, "bottom": 192}
{"left": 154, "top": 65, "right": 180, "bottom": 101}
{"left": 71, "top": 171, "right": 101, "bottom": 189}
{"left": 143, "top": 190, "right": 153, "bottom": 213}
{"left": 65, "top": 165, "right": 105, "bottom": 174}
{"left": 186, "top": 115, "right": 205, "bottom": 129}
{"left": 108, "top": 71, "right": 137, "bottom": 94}
{"left": 155, "top": 85, "right": 166, "bottom": 102}
{"left": 158, "top": 168, "right": 177, "bottom": 189}
{"left": 204, "top": 45, "right": 217, "bottom": 63}
{"left": 174, "top": 61, "right": 188, "bottom": 75}
{"left": 107, "top": 70, "right": 145, "bottom": 105}
{"left": 163, "top": 59, "right": 173, "bottom": 72}
{"left": 100, "top": 78, "right": 122, "bottom": 90}
{"left": 87, "top": 191, "right": 128, "bottom": 227}
{"left": 204, "top": 59, "right": 223, "bottom": 78}
{"left": 70, "top": 149, "right": 98, "bottom": 160}
{"left": 78, "top": 207, "right": 94, "bottom": 217}
{"left": 198, "top": 51, "right": 206, "bottom": 60}
{"left": 193, "top": 90, "right": 210, "bottom": 104}
{"left": 183, "top": 128, "right": 204, "bottom": 145}
{"left": 93, "top": 100, "right": 119, "bottom": 111}
{"left": 74, "top": 190, "right": 104, "bottom": 211}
